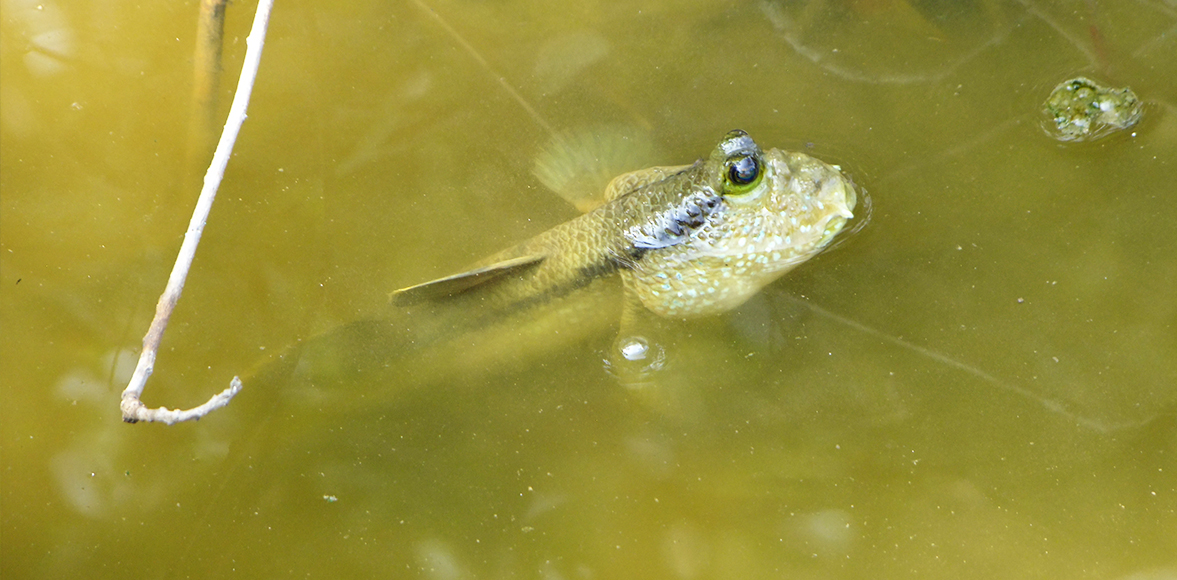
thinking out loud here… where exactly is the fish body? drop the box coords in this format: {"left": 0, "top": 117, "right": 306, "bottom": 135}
{"left": 394, "top": 130, "right": 857, "bottom": 318}
{"left": 249, "top": 130, "right": 857, "bottom": 407}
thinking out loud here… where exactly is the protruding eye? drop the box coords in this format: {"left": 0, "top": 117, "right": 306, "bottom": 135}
{"left": 724, "top": 154, "right": 762, "bottom": 194}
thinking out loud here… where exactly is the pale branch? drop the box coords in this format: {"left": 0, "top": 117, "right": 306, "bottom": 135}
{"left": 123, "top": 378, "right": 244, "bottom": 426}
{"left": 120, "top": 0, "right": 275, "bottom": 424}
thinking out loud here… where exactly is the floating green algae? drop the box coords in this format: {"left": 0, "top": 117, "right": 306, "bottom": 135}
{"left": 1043, "top": 77, "right": 1143, "bottom": 142}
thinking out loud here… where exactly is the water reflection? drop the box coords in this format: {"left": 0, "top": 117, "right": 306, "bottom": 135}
{"left": 761, "top": 0, "right": 1027, "bottom": 85}
{"left": 2, "top": 0, "right": 1175, "bottom": 578}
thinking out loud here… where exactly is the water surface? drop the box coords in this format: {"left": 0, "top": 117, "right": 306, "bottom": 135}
{"left": 2, "top": 0, "right": 1175, "bottom": 578}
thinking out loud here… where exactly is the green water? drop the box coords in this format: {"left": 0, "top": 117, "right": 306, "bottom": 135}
{"left": 2, "top": 0, "right": 1175, "bottom": 578}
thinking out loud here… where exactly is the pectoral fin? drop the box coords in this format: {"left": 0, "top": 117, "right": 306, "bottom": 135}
{"left": 390, "top": 255, "right": 546, "bottom": 306}
{"left": 532, "top": 125, "right": 661, "bottom": 213}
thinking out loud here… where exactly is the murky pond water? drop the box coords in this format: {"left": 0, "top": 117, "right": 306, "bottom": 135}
{"left": 3, "top": 0, "right": 1175, "bottom": 578}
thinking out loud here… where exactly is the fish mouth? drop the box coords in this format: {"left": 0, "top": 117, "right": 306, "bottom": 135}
{"left": 815, "top": 173, "right": 864, "bottom": 251}
{"left": 814, "top": 169, "right": 857, "bottom": 247}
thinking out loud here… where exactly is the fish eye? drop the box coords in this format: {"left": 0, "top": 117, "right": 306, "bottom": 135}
{"left": 724, "top": 154, "right": 762, "bottom": 194}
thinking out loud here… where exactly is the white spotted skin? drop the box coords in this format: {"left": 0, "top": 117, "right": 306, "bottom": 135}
{"left": 623, "top": 149, "right": 856, "bottom": 318}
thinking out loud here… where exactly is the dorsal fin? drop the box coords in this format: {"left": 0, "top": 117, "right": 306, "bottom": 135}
{"left": 602, "top": 164, "right": 692, "bottom": 202}
{"left": 390, "top": 255, "right": 546, "bottom": 306}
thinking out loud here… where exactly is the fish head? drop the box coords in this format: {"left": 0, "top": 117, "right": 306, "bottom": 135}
{"left": 626, "top": 130, "right": 858, "bottom": 318}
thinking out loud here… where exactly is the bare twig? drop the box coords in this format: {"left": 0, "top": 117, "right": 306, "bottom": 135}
{"left": 121, "top": 0, "right": 275, "bottom": 425}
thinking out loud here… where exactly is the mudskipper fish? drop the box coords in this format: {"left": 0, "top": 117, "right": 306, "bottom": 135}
{"left": 393, "top": 129, "right": 856, "bottom": 319}
{"left": 252, "top": 130, "right": 857, "bottom": 403}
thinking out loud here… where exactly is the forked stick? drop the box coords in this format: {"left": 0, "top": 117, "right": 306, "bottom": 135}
{"left": 120, "top": 0, "right": 275, "bottom": 424}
